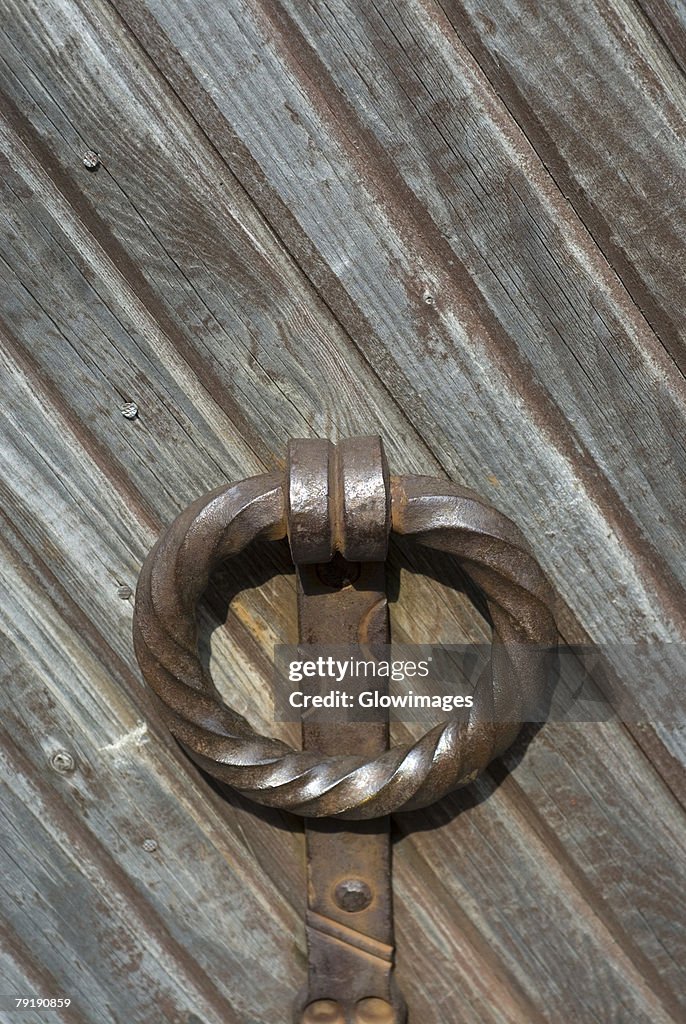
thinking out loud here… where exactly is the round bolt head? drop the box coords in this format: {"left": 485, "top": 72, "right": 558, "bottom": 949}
{"left": 334, "top": 878, "right": 373, "bottom": 913}
{"left": 301, "top": 1000, "right": 344, "bottom": 1023}
{"left": 355, "top": 997, "right": 396, "bottom": 1023}
{"left": 50, "top": 750, "right": 76, "bottom": 774}
{"left": 83, "top": 149, "right": 100, "bottom": 171}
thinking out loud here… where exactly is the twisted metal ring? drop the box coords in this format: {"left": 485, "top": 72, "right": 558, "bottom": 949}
{"left": 133, "top": 472, "right": 556, "bottom": 819}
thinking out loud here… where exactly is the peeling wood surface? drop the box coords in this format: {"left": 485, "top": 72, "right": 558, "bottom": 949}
{"left": 0, "top": 1, "right": 685, "bottom": 1022}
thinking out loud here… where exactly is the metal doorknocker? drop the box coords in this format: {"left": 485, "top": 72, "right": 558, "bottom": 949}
{"left": 133, "top": 436, "right": 557, "bottom": 1023}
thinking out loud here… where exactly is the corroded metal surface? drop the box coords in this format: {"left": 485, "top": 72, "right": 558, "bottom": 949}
{"left": 287, "top": 438, "right": 334, "bottom": 565}
{"left": 293, "top": 438, "right": 404, "bottom": 1023}
{"left": 132, "top": 434, "right": 558, "bottom": 1019}
{"left": 132, "top": 441, "right": 557, "bottom": 819}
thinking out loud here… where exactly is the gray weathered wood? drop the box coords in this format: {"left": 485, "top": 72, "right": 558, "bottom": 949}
{"left": 637, "top": 0, "right": 686, "bottom": 75}
{"left": 105, "top": 0, "right": 686, "bottom": 773}
{"left": 1, "top": 0, "right": 685, "bottom": 1021}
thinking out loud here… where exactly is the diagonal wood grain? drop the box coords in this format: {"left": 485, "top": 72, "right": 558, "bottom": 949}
{"left": 636, "top": 0, "right": 686, "bottom": 76}
{"left": 1, "top": 0, "right": 685, "bottom": 1022}
{"left": 0, "top": 360, "right": 684, "bottom": 1020}
{"left": 435, "top": 0, "right": 686, "bottom": 365}
{"left": 102, "top": 0, "right": 686, "bottom": 775}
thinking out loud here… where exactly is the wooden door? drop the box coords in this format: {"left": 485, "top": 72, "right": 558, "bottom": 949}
{"left": 1, "top": 1, "right": 685, "bottom": 1022}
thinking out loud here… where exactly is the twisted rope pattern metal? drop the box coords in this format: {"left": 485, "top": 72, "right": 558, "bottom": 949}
{"left": 133, "top": 472, "right": 557, "bottom": 818}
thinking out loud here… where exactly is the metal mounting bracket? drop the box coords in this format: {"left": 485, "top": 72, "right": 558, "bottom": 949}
{"left": 132, "top": 435, "right": 557, "bottom": 1023}
{"left": 289, "top": 437, "right": 403, "bottom": 1023}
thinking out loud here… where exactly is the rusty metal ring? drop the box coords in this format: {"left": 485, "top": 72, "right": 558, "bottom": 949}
{"left": 133, "top": 472, "right": 556, "bottom": 819}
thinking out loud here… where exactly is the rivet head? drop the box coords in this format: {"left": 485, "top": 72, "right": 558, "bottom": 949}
{"left": 121, "top": 402, "right": 139, "bottom": 420}
{"left": 301, "top": 1000, "right": 344, "bottom": 1023}
{"left": 83, "top": 149, "right": 100, "bottom": 171}
{"left": 142, "top": 837, "right": 158, "bottom": 853}
{"left": 334, "top": 878, "right": 373, "bottom": 912}
{"left": 355, "top": 997, "right": 395, "bottom": 1023}
{"left": 50, "top": 750, "right": 76, "bottom": 774}
{"left": 117, "top": 584, "right": 133, "bottom": 600}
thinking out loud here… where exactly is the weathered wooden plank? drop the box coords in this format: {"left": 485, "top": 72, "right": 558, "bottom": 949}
{"left": 1, "top": 0, "right": 685, "bottom": 1021}
{"left": 634, "top": 1, "right": 686, "bottom": 80}
{"left": 395, "top": 747, "right": 686, "bottom": 1024}
{"left": 0, "top": 322, "right": 536, "bottom": 1022}
{"left": 0, "top": 919, "right": 94, "bottom": 1024}
{"left": 0, "top": 0, "right": 436, "bottom": 480}
{"left": 1, "top": 337, "right": 685, "bottom": 1021}
{"left": 433, "top": 0, "right": 686, "bottom": 365}
{"left": 399, "top": 749, "right": 686, "bottom": 1019}
{"left": 4, "top": 529, "right": 685, "bottom": 1024}
{"left": 0, "top": 388, "right": 524, "bottom": 1024}
{"left": 2, "top": 0, "right": 683, "bottom": 749}
{"left": 0, "top": 376, "right": 301, "bottom": 1023}
{"left": 391, "top": 581, "right": 686, "bottom": 1019}
{"left": 0, "top": 513, "right": 304, "bottom": 1021}
{"left": 103, "top": 0, "right": 686, "bottom": 774}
